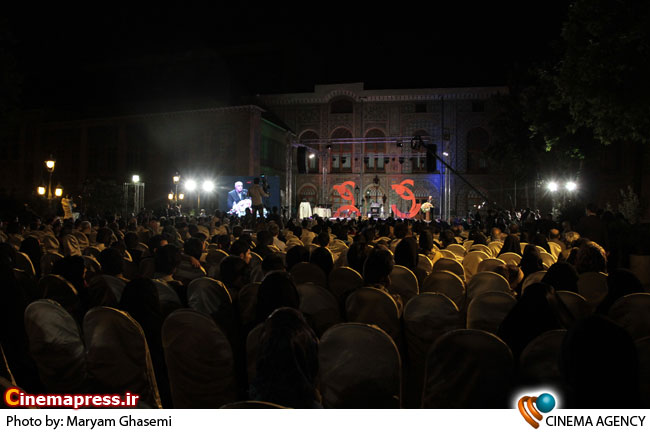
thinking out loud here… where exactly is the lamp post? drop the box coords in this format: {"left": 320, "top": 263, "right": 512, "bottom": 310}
{"left": 173, "top": 173, "right": 180, "bottom": 206}
{"left": 45, "top": 158, "right": 55, "bottom": 200}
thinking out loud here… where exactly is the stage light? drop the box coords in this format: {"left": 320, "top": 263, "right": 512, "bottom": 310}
{"left": 185, "top": 179, "right": 197, "bottom": 191}
{"left": 547, "top": 181, "right": 558, "bottom": 192}
{"left": 202, "top": 180, "right": 215, "bottom": 192}
{"left": 566, "top": 182, "right": 577, "bottom": 191}
{"left": 396, "top": 140, "right": 403, "bottom": 148}
{"left": 132, "top": 174, "right": 140, "bottom": 183}
{"left": 308, "top": 153, "right": 315, "bottom": 159}
{"left": 443, "top": 151, "right": 449, "bottom": 157}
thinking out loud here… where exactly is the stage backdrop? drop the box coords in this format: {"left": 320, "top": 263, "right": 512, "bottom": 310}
{"left": 218, "top": 176, "right": 281, "bottom": 211}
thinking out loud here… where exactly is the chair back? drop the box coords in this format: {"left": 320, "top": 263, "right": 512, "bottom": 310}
{"left": 577, "top": 272, "right": 608, "bottom": 311}
{"left": 39, "top": 274, "right": 79, "bottom": 310}
{"left": 521, "top": 270, "right": 548, "bottom": 293}
{"left": 556, "top": 291, "right": 591, "bottom": 320}
{"left": 290, "top": 262, "right": 327, "bottom": 288}
{"left": 636, "top": 336, "right": 650, "bottom": 408}
{"left": 469, "top": 244, "right": 492, "bottom": 257}
{"left": 83, "top": 307, "right": 162, "bottom": 408}
{"left": 477, "top": 258, "right": 506, "bottom": 273}
{"left": 329, "top": 239, "right": 348, "bottom": 256}
{"left": 388, "top": 265, "right": 419, "bottom": 303}
{"left": 487, "top": 242, "right": 503, "bottom": 257}
{"left": 246, "top": 323, "right": 264, "bottom": 383}
{"left": 173, "top": 256, "right": 207, "bottom": 285}
{"left": 463, "top": 250, "right": 490, "bottom": 279}
{"left": 548, "top": 242, "right": 562, "bottom": 258}
{"left": 466, "top": 271, "right": 511, "bottom": 300}
{"left": 0, "top": 344, "right": 15, "bottom": 385}
{"left": 499, "top": 252, "right": 522, "bottom": 266}
{"left": 162, "top": 309, "right": 236, "bottom": 408}
{"left": 206, "top": 249, "right": 229, "bottom": 279}
{"left": 89, "top": 275, "right": 125, "bottom": 305}
{"left": 422, "top": 329, "right": 513, "bottom": 408}
{"left": 519, "top": 242, "right": 528, "bottom": 254}
{"left": 439, "top": 249, "right": 460, "bottom": 260}
{"left": 327, "top": 266, "right": 363, "bottom": 304}
{"left": 540, "top": 251, "right": 556, "bottom": 269}
{"left": 122, "top": 259, "right": 139, "bottom": 280}
{"left": 83, "top": 246, "right": 102, "bottom": 259}
{"left": 41, "top": 252, "right": 64, "bottom": 276}
{"left": 345, "top": 287, "right": 401, "bottom": 343}
{"left": 416, "top": 254, "right": 433, "bottom": 275}
{"left": 238, "top": 282, "right": 261, "bottom": 328}
{"left": 24, "top": 299, "right": 86, "bottom": 392}
{"left": 319, "top": 323, "right": 401, "bottom": 408}
{"left": 403, "top": 293, "right": 461, "bottom": 407}
{"left": 187, "top": 277, "right": 232, "bottom": 317}
{"left": 248, "top": 251, "right": 264, "bottom": 283}
{"left": 445, "top": 244, "right": 466, "bottom": 258}
{"left": 608, "top": 293, "right": 650, "bottom": 340}
{"left": 152, "top": 280, "right": 183, "bottom": 317}
{"left": 519, "top": 329, "right": 567, "bottom": 386}
{"left": 421, "top": 270, "right": 465, "bottom": 309}
{"left": 466, "top": 291, "right": 517, "bottom": 334}
{"left": 462, "top": 240, "right": 474, "bottom": 250}
{"left": 432, "top": 257, "right": 465, "bottom": 281}
{"left": 15, "top": 251, "right": 35, "bottom": 278}
{"left": 296, "top": 282, "right": 342, "bottom": 336}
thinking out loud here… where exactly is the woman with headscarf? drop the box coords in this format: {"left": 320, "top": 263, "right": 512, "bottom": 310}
{"left": 498, "top": 234, "right": 521, "bottom": 256}
{"left": 250, "top": 307, "right": 320, "bottom": 408}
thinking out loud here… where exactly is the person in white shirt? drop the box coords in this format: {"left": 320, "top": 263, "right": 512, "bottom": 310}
{"left": 269, "top": 222, "right": 286, "bottom": 251}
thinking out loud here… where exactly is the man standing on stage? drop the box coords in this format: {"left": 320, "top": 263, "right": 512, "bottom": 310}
{"left": 249, "top": 177, "right": 269, "bottom": 220}
{"left": 227, "top": 181, "right": 248, "bottom": 211}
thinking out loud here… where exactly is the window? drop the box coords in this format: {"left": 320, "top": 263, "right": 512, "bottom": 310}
{"left": 330, "top": 98, "right": 354, "bottom": 114}
{"left": 467, "top": 128, "right": 489, "bottom": 173}
{"left": 412, "top": 130, "right": 431, "bottom": 173}
{"left": 364, "top": 129, "right": 386, "bottom": 173}
{"left": 415, "top": 103, "right": 427, "bottom": 113}
{"left": 330, "top": 128, "right": 352, "bottom": 173}
{"left": 472, "top": 101, "right": 485, "bottom": 112}
{"left": 299, "top": 131, "right": 319, "bottom": 172}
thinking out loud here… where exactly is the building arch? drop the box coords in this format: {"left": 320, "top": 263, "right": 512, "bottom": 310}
{"left": 329, "top": 97, "right": 354, "bottom": 114}
{"left": 297, "top": 183, "right": 318, "bottom": 206}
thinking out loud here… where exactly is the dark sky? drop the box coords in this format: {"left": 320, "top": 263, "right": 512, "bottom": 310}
{"left": 5, "top": 3, "right": 569, "bottom": 112}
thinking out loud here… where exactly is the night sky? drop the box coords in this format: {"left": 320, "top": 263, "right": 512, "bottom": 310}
{"left": 5, "top": 3, "right": 569, "bottom": 113}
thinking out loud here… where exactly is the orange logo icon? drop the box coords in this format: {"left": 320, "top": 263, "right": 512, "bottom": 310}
{"left": 518, "top": 393, "right": 555, "bottom": 428}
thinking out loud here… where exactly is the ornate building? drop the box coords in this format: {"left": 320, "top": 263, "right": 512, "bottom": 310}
{"left": 260, "top": 83, "right": 507, "bottom": 218}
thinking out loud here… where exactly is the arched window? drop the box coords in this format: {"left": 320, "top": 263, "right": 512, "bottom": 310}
{"left": 330, "top": 98, "right": 354, "bottom": 114}
{"left": 330, "top": 128, "right": 352, "bottom": 173}
{"left": 298, "top": 185, "right": 318, "bottom": 206}
{"left": 364, "top": 129, "right": 386, "bottom": 172}
{"left": 300, "top": 130, "right": 319, "bottom": 172}
{"left": 467, "top": 128, "right": 489, "bottom": 173}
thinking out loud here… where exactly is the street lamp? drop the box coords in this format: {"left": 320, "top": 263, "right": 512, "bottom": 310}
{"left": 44, "top": 157, "right": 56, "bottom": 200}
{"left": 37, "top": 185, "right": 46, "bottom": 196}
{"left": 54, "top": 185, "right": 63, "bottom": 197}
{"left": 173, "top": 173, "right": 181, "bottom": 206}
{"left": 132, "top": 174, "right": 140, "bottom": 183}
{"left": 546, "top": 181, "right": 558, "bottom": 192}
{"left": 168, "top": 192, "right": 174, "bottom": 201}
{"left": 565, "top": 181, "right": 577, "bottom": 192}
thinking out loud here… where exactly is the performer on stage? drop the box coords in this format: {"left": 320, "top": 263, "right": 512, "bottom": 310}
{"left": 227, "top": 181, "right": 247, "bottom": 209}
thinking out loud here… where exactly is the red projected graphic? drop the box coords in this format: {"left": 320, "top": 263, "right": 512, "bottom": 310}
{"left": 332, "top": 181, "right": 360, "bottom": 218}
{"left": 391, "top": 179, "right": 421, "bottom": 219}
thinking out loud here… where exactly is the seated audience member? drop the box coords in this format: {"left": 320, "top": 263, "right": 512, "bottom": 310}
{"left": 285, "top": 245, "right": 309, "bottom": 271}
{"left": 219, "top": 256, "right": 248, "bottom": 297}
{"left": 124, "top": 231, "right": 143, "bottom": 265}
{"left": 418, "top": 230, "right": 442, "bottom": 265}
{"left": 532, "top": 233, "right": 551, "bottom": 254}
{"left": 439, "top": 230, "right": 457, "bottom": 248}
{"left": 542, "top": 262, "right": 579, "bottom": 293}
{"left": 345, "top": 242, "right": 369, "bottom": 275}
{"left": 575, "top": 241, "right": 607, "bottom": 274}
{"left": 498, "top": 282, "right": 574, "bottom": 360}
{"left": 154, "top": 245, "right": 182, "bottom": 282}
{"left": 363, "top": 248, "right": 394, "bottom": 289}
{"left": 595, "top": 269, "right": 644, "bottom": 315}
{"left": 268, "top": 223, "right": 286, "bottom": 252}
{"left": 255, "top": 272, "right": 300, "bottom": 326}
{"left": 519, "top": 244, "right": 544, "bottom": 281}
{"left": 262, "top": 253, "right": 286, "bottom": 275}
{"left": 213, "top": 234, "right": 231, "bottom": 252}
{"left": 498, "top": 235, "right": 521, "bottom": 256}
{"left": 174, "top": 237, "right": 206, "bottom": 285}
{"left": 560, "top": 316, "right": 640, "bottom": 408}
{"left": 309, "top": 247, "right": 333, "bottom": 276}
{"left": 230, "top": 239, "right": 253, "bottom": 265}
{"left": 249, "top": 308, "right": 320, "bottom": 408}
{"left": 253, "top": 230, "right": 274, "bottom": 260}
{"left": 98, "top": 247, "right": 126, "bottom": 280}
{"left": 20, "top": 236, "right": 42, "bottom": 279}
{"left": 94, "top": 227, "right": 113, "bottom": 251}
{"left": 315, "top": 231, "right": 330, "bottom": 248}
{"left": 394, "top": 237, "right": 418, "bottom": 271}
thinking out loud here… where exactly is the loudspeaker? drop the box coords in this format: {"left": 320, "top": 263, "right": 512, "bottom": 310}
{"left": 297, "top": 147, "right": 307, "bottom": 174}
{"left": 426, "top": 145, "right": 437, "bottom": 172}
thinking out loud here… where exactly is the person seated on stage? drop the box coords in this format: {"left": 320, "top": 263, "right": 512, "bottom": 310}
{"left": 227, "top": 181, "right": 248, "bottom": 211}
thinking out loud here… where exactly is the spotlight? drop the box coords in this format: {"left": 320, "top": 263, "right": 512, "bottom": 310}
{"left": 566, "top": 182, "right": 577, "bottom": 191}
{"left": 308, "top": 153, "right": 315, "bottom": 159}
{"left": 185, "top": 179, "right": 197, "bottom": 191}
{"left": 132, "top": 174, "right": 140, "bottom": 183}
{"left": 547, "top": 181, "right": 558, "bottom": 192}
{"left": 443, "top": 151, "right": 449, "bottom": 157}
{"left": 326, "top": 144, "right": 332, "bottom": 150}
{"left": 202, "top": 180, "right": 215, "bottom": 192}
